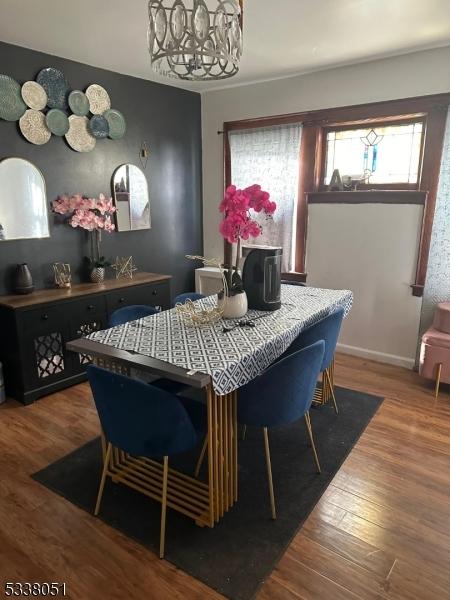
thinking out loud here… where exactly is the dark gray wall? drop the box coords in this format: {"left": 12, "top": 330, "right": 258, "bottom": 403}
{"left": 0, "top": 41, "right": 203, "bottom": 299}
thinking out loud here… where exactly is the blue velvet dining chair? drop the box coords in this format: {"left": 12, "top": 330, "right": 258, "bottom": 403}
{"left": 108, "top": 304, "right": 186, "bottom": 394}
{"left": 87, "top": 365, "right": 206, "bottom": 559}
{"left": 108, "top": 304, "right": 159, "bottom": 327}
{"left": 237, "top": 341, "right": 325, "bottom": 519}
{"left": 173, "top": 292, "right": 205, "bottom": 306}
{"left": 281, "top": 308, "right": 345, "bottom": 414}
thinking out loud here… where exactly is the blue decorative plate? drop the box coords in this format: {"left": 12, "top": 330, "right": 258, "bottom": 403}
{"left": 103, "top": 108, "right": 126, "bottom": 140}
{"left": 46, "top": 109, "right": 70, "bottom": 136}
{"left": 0, "top": 74, "right": 26, "bottom": 121}
{"left": 68, "top": 90, "right": 90, "bottom": 116}
{"left": 89, "top": 114, "right": 109, "bottom": 139}
{"left": 36, "top": 67, "right": 70, "bottom": 110}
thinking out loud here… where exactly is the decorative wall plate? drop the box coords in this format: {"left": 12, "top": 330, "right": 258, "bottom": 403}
{"left": 19, "top": 109, "right": 51, "bottom": 145}
{"left": 89, "top": 114, "right": 109, "bottom": 139}
{"left": 45, "top": 109, "right": 70, "bottom": 136}
{"left": 68, "top": 90, "right": 90, "bottom": 116}
{"left": 21, "top": 81, "right": 47, "bottom": 110}
{"left": 0, "top": 75, "right": 27, "bottom": 121}
{"left": 104, "top": 108, "right": 126, "bottom": 140}
{"left": 65, "top": 115, "right": 96, "bottom": 152}
{"left": 36, "top": 67, "right": 70, "bottom": 110}
{"left": 85, "top": 84, "right": 111, "bottom": 114}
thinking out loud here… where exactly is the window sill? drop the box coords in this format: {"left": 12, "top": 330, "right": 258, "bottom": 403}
{"left": 306, "top": 190, "right": 426, "bottom": 204}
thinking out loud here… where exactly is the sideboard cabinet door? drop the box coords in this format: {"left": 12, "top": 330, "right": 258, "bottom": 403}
{"left": 68, "top": 296, "right": 108, "bottom": 372}
{"left": 20, "top": 306, "right": 71, "bottom": 390}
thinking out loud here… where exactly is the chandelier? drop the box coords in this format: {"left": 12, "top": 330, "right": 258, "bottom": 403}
{"left": 147, "top": 0, "right": 243, "bottom": 81}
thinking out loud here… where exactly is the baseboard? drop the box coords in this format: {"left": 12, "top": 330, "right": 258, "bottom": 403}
{"left": 336, "top": 343, "right": 415, "bottom": 369}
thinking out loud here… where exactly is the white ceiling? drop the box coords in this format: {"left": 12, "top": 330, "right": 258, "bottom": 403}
{"left": 0, "top": 0, "right": 449, "bottom": 93}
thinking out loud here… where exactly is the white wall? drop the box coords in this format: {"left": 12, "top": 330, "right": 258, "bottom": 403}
{"left": 201, "top": 46, "right": 450, "bottom": 367}
{"left": 306, "top": 203, "right": 423, "bottom": 368}
{"left": 202, "top": 46, "right": 450, "bottom": 259}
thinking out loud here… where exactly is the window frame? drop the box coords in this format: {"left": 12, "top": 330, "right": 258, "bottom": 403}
{"left": 222, "top": 93, "right": 450, "bottom": 297}
{"left": 319, "top": 116, "right": 426, "bottom": 191}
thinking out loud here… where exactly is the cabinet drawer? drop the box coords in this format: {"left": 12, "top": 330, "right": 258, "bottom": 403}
{"left": 68, "top": 295, "right": 106, "bottom": 319}
{"left": 21, "top": 305, "right": 63, "bottom": 332}
{"left": 106, "top": 283, "right": 170, "bottom": 314}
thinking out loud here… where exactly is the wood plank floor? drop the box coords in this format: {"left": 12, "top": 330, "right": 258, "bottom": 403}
{"left": 1, "top": 354, "right": 450, "bottom": 600}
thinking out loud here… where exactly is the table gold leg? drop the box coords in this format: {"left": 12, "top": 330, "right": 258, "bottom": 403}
{"left": 224, "top": 394, "right": 229, "bottom": 512}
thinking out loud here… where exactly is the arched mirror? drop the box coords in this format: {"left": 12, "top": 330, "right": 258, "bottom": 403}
{"left": 0, "top": 158, "right": 49, "bottom": 241}
{"left": 112, "top": 164, "right": 151, "bottom": 231}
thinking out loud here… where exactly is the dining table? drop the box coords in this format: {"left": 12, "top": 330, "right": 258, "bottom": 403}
{"left": 67, "top": 284, "right": 353, "bottom": 530}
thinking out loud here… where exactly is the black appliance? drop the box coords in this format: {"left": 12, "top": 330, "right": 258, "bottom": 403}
{"left": 242, "top": 246, "right": 282, "bottom": 311}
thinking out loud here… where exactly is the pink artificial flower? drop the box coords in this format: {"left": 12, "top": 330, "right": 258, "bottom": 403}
{"left": 219, "top": 183, "right": 275, "bottom": 243}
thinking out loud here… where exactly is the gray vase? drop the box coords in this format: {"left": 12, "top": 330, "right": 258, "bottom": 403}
{"left": 13, "top": 263, "right": 34, "bottom": 295}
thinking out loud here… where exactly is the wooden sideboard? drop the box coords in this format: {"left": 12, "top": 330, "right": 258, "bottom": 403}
{"left": 0, "top": 272, "right": 171, "bottom": 404}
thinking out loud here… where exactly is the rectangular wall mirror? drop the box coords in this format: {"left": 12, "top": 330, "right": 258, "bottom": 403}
{"left": 0, "top": 157, "right": 50, "bottom": 241}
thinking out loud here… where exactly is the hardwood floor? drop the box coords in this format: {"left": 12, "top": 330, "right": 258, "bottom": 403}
{"left": 1, "top": 354, "right": 450, "bottom": 599}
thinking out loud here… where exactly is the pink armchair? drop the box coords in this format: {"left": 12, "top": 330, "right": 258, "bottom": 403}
{"left": 420, "top": 302, "right": 450, "bottom": 397}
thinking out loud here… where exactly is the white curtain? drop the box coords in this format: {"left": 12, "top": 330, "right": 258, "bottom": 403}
{"left": 420, "top": 107, "right": 450, "bottom": 336}
{"left": 229, "top": 123, "right": 302, "bottom": 272}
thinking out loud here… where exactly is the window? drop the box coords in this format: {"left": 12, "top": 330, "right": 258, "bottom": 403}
{"left": 229, "top": 123, "right": 302, "bottom": 272}
{"left": 324, "top": 120, "right": 424, "bottom": 187}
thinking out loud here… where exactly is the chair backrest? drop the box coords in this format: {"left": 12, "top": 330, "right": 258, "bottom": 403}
{"left": 87, "top": 366, "right": 198, "bottom": 457}
{"left": 286, "top": 308, "right": 345, "bottom": 371}
{"left": 108, "top": 304, "right": 158, "bottom": 327}
{"left": 237, "top": 341, "right": 325, "bottom": 428}
{"left": 173, "top": 292, "right": 206, "bottom": 306}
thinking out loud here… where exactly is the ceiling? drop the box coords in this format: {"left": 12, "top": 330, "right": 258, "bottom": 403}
{"left": 0, "top": 0, "right": 449, "bottom": 92}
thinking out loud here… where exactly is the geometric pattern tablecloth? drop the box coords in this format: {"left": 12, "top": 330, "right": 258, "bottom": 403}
{"left": 88, "top": 284, "right": 353, "bottom": 395}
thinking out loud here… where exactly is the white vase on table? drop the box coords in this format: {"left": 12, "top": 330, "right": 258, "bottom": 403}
{"left": 219, "top": 290, "right": 248, "bottom": 319}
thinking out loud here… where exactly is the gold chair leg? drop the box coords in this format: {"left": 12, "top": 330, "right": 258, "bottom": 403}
{"left": 159, "top": 456, "right": 169, "bottom": 559}
{"left": 95, "top": 442, "right": 112, "bottom": 516}
{"left": 263, "top": 428, "right": 276, "bottom": 520}
{"left": 324, "top": 368, "right": 339, "bottom": 414}
{"left": 304, "top": 412, "right": 321, "bottom": 474}
{"left": 242, "top": 424, "right": 247, "bottom": 441}
{"left": 435, "top": 363, "right": 442, "bottom": 398}
{"left": 194, "top": 436, "right": 208, "bottom": 478}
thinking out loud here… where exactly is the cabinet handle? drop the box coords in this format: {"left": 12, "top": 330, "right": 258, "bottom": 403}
{"left": 87, "top": 304, "right": 94, "bottom": 310}
{"left": 119, "top": 297, "right": 125, "bottom": 303}
{"left": 152, "top": 290, "right": 157, "bottom": 296}
{"left": 42, "top": 314, "right": 49, "bottom": 321}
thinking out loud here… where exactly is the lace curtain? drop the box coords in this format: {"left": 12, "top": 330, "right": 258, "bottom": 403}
{"left": 420, "top": 107, "right": 450, "bottom": 336}
{"left": 229, "top": 123, "right": 302, "bottom": 272}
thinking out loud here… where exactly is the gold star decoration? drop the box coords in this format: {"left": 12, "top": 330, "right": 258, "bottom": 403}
{"left": 111, "top": 256, "right": 137, "bottom": 279}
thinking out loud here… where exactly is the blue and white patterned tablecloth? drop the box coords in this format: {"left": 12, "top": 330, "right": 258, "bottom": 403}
{"left": 88, "top": 285, "right": 353, "bottom": 395}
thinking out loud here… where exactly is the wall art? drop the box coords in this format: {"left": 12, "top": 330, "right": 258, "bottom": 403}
{"left": 0, "top": 67, "right": 127, "bottom": 152}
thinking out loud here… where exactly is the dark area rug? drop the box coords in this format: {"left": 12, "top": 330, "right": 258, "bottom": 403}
{"left": 33, "top": 386, "right": 383, "bottom": 600}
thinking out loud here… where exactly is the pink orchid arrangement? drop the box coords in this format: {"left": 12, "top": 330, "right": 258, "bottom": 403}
{"left": 219, "top": 184, "right": 276, "bottom": 292}
{"left": 52, "top": 193, "right": 116, "bottom": 233}
{"left": 52, "top": 193, "right": 116, "bottom": 268}
{"left": 219, "top": 184, "right": 276, "bottom": 244}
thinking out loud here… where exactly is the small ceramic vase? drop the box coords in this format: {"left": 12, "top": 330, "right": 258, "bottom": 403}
{"left": 90, "top": 267, "right": 105, "bottom": 284}
{"left": 13, "top": 263, "right": 34, "bottom": 294}
{"left": 220, "top": 290, "right": 248, "bottom": 319}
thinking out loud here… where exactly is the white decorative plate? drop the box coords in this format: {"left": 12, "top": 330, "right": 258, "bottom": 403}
{"left": 21, "top": 81, "right": 47, "bottom": 110}
{"left": 19, "top": 109, "right": 51, "bottom": 145}
{"left": 65, "top": 115, "right": 96, "bottom": 152}
{"left": 85, "top": 84, "right": 111, "bottom": 115}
